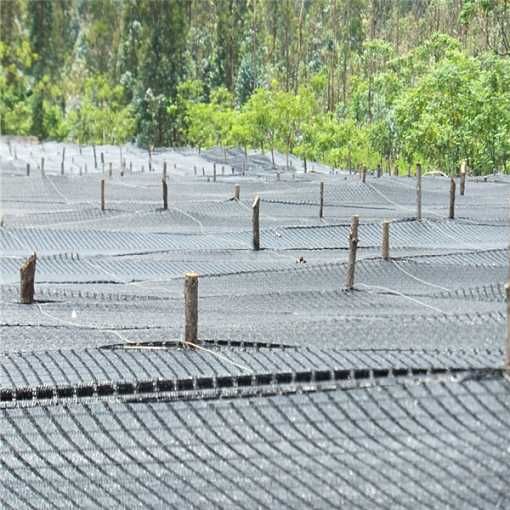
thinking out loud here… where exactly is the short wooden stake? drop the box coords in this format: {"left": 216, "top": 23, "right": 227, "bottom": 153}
{"left": 213, "top": 163, "right": 217, "bottom": 182}
{"left": 382, "top": 220, "right": 390, "bottom": 260}
{"left": 93, "top": 144, "right": 97, "bottom": 169}
{"left": 416, "top": 163, "right": 422, "bottom": 221}
{"left": 162, "top": 178, "right": 168, "bottom": 210}
{"left": 319, "top": 182, "right": 324, "bottom": 219}
{"left": 101, "top": 179, "right": 105, "bottom": 211}
{"left": 252, "top": 195, "right": 261, "bottom": 250}
{"left": 234, "top": 184, "right": 240, "bottom": 200}
{"left": 448, "top": 176, "right": 456, "bottom": 219}
{"left": 345, "top": 215, "right": 359, "bottom": 290}
{"left": 41, "top": 157, "right": 45, "bottom": 176}
{"left": 20, "top": 253, "right": 36, "bottom": 304}
{"left": 184, "top": 272, "right": 199, "bottom": 346}
{"left": 26, "top": 163, "right": 30, "bottom": 177}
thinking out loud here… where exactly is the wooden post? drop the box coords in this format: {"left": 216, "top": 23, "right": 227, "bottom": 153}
{"left": 184, "top": 272, "right": 199, "bottom": 346}
{"left": 382, "top": 220, "right": 390, "bottom": 260}
{"left": 101, "top": 179, "right": 105, "bottom": 211}
{"left": 304, "top": 156, "right": 307, "bottom": 174}
{"left": 448, "top": 176, "right": 456, "bottom": 220}
{"left": 163, "top": 161, "right": 167, "bottom": 179}
{"left": 213, "top": 163, "right": 217, "bottom": 182}
{"left": 345, "top": 216, "right": 359, "bottom": 290}
{"left": 41, "top": 157, "right": 45, "bottom": 176}
{"left": 108, "top": 162, "right": 112, "bottom": 178}
{"left": 377, "top": 164, "right": 382, "bottom": 178}
{"left": 252, "top": 195, "right": 260, "bottom": 250}
{"left": 93, "top": 144, "right": 97, "bottom": 169}
{"left": 460, "top": 161, "right": 466, "bottom": 196}
{"left": 62, "top": 146, "right": 66, "bottom": 166}
{"left": 202, "top": 168, "right": 205, "bottom": 177}
{"left": 26, "top": 163, "right": 30, "bottom": 177}
{"left": 234, "top": 184, "right": 240, "bottom": 200}
{"left": 416, "top": 163, "right": 422, "bottom": 221}
{"left": 361, "top": 167, "right": 367, "bottom": 183}
{"left": 60, "top": 161, "right": 64, "bottom": 176}
{"left": 20, "top": 253, "right": 36, "bottom": 304}
{"left": 505, "top": 283, "right": 510, "bottom": 369}
{"left": 319, "top": 181, "right": 324, "bottom": 219}
{"left": 193, "top": 165, "right": 197, "bottom": 176}
{"left": 162, "top": 178, "right": 168, "bottom": 210}
{"left": 101, "top": 152, "right": 105, "bottom": 173}
{"left": 129, "top": 161, "right": 133, "bottom": 173}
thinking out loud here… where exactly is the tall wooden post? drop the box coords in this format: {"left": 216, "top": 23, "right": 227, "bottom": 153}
{"left": 505, "top": 283, "right": 510, "bottom": 369}
{"left": 460, "top": 161, "right": 466, "bottom": 196}
{"left": 361, "top": 167, "right": 367, "bottom": 183}
{"left": 382, "top": 220, "right": 390, "bottom": 260}
{"left": 304, "top": 156, "right": 307, "bottom": 174}
{"left": 41, "top": 157, "right": 45, "bottom": 176}
{"left": 101, "top": 179, "right": 105, "bottom": 211}
{"left": 213, "top": 163, "right": 217, "bottom": 182}
{"left": 234, "top": 184, "right": 240, "bottom": 200}
{"left": 108, "top": 162, "right": 113, "bottom": 178}
{"left": 252, "top": 195, "right": 261, "bottom": 251}
{"left": 61, "top": 161, "right": 64, "bottom": 176}
{"left": 163, "top": 161, "right": 167, "bottom": 179}
{"left": 345, "top": 216, "right": 359, "bottom": 290}
{"left": 416, "top": 163, "right": 422, "bottom": 221}
{"left": 319, "top": 182, "right": 324, "bottom": 219}
{"left": 449, "top": 177, "right": 456, "bottom": 219}
{"left": 93, "top": 144, "right": 98, "bottom": 169}
{"left": 184, "top": 272, "right": 199, "bottom": 346}
{"left": 101, "top": 152, "right": 105, "bottom": 174}
{"left": 162, "top": 178, "right": 168, "bottom": 210}
{"left": 20, "top": 253, "right": 36, "bottom": 304}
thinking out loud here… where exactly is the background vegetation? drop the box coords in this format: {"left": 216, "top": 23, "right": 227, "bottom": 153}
{"left": 1, "top": 0, "right": 509, "bottom": 174}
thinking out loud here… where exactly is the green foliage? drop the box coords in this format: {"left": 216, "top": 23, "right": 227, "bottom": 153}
{"left": 2, "top": 1, "right": 509, "bottom": 174}
{"left": 0, "top": 40, "right": 34, "bottom": 134}
{"left": 65, "top": 75, "right": 135, "bottom": 144}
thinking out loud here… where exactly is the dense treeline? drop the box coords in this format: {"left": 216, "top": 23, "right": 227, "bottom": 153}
{"left": 1, "top": 0, "right": 509, "bottom": 174}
